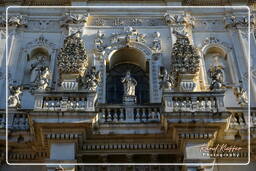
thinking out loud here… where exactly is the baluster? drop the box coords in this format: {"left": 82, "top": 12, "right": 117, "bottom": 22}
{"left": 120, "top": 108, "right": 125, "bottom": 121}
{"left": 142, "top": 108, "right": 146, "bottom": 121}
{"left": 101, "top": 108, "right": 106, "bottom": 121}
{"left": 155, "top": 108, "right": 160, "bottom": 119}
{"left": 52, "top": 97, "right": 56, "bottom": 110}
{"left": 181, "top": 98, "right": 186, "bottom": 111}
{"left": 113, "top": 108, "right": 118, "bottom": 122}
{"left": 107, "top": 108, "right": 112, "bottom": 121}
{"left": 148, "top": 108, "right": 152, "bottom": 119}
{"left": 211, "top": 97, "right": 216, "bottom": 112}
{"left": 134, "top": 108, "right": 139, "bottom": 120}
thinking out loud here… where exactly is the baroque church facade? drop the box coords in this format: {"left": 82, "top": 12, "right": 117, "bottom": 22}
{"left": 0, "top": 0, "right": 256, "bottom": 171}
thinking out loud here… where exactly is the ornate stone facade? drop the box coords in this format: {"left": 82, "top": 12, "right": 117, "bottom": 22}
{"left": 0, "top": 1, "right": 256, "bottom": 171}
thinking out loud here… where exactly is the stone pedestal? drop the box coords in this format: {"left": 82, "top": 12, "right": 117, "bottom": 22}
{"left": 179, "top": 74, "right": 197, "bottom": 92}
{"left": 60, "top": 74, "right": 79, "bottom": 91}
{"left": 123, "top": 95, "right": 136, "bottom": 105}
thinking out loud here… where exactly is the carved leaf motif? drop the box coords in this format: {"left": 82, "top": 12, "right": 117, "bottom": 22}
{"left": 57, "top": 32, "right": 88, "bottom": 75}
{"left": 171, "top": 36, "right": 200, "bottom": 74}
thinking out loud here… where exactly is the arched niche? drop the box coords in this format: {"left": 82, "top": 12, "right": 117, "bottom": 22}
{"left": 19, "top": 35, "right": 57, "bottom": 88}
{"left": 201, "top": 45, "right": 233, "bottom": 88}
{"left": 107, "top": 47, "right": 147, "bottom": 72}
{"left": 96, "top": 40, "right": 162, "bottom": 104}
{"left": 23, "top": 47, "right": 50, "bottom": 84}
{"left": 106, "top": 47, "right": 149, "bottom": 104}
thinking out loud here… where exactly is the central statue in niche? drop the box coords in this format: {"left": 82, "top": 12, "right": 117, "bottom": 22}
{"left": 121, "top": 71, "right": 137, "bottom": 96}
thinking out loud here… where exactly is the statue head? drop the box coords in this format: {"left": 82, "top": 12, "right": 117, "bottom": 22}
{"left": 126, "top": 71, "right": 131, "bottom": 77}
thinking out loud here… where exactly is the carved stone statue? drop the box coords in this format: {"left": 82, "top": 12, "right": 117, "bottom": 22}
{"left": 30, "top": 55, "right": 45, "bottom": 83}
{"left": 8, "top": 85, "right": 22, "bottom": 108}
{"left": 152, "top": 32, "right": 161, "bottom": 53}
{"left": 34, "top": 66, "right": 50, "bottom": 90}
{"left": 121, "top": 71, "right": 137, "bottom": 96}
{"left": 79, "top": 67, "right": 101, "bottom": 91}
{"left": 208, "top": 55, "right": 225, "bottom": 90}
{"left": 94, "top": 30, "right": 105, "bottom": 52}
{"left": 126, "top": 27, "right": 146, "bottom": 43}
{"left": 159, "top": 68, "right": 175, "bottom": 90}
{"left": 233, "top": 81, "right": 248, "bottom": 106}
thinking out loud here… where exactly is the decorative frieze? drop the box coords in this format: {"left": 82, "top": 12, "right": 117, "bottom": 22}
{"left": 225, "top": 15, "right": 255, "bottom": 29}
{"left": 88, "top": 16, "right": 166, "bottom": 26}
{"left": 179, "top": 132, "right": 213, "bottom": 139}
{"left": 27, "top": 19, "right": 60, "bottom": 32}
{"left": 45, "top": 133, "right": 80, "bottom": 140}
{"left": 61, "top": 12, "right": 88, "bottom": 28}
{"left": 164, "top": 13, "right": 194, "bottom": 27}
{"left": 83, "top": 143, "right": 177, "bottom": 151}
{"left": 162, "top": 91, "right": 225, "bottom": 113}
{"left": 0, "top": 14, "right": 27, "bottom": 28}
{"left": 34, "top": 92, "right": 97, "bottom": 111}
{"left": 200, "top": 36, "right": 232, "bottom": 50}
{"left": 25, "top": 34, "right": 56, "bottom": 50}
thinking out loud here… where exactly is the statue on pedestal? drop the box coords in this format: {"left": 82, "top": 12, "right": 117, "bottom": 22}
{"left": 159, "top": 68, "right": 175, "bottom": 90}
{"left": 233, "top": 81, "right": 248, "bottom": 106}
{"left": 8, "top": 85, "right": 22, "bottom": 108}
{"left": 208, "top": 55, "right": 225, "bottom": 90}
{"left": 121, "top": 71, "right": 137, "bottom": 96}
{"left": 35, "top": 66, "right": 50, "bottom": 90}
{"left": 79, "top": 67, "right": 101, "bottom": 91}
{"left": 30, "top": 55, "right": 45, "bottom": 83}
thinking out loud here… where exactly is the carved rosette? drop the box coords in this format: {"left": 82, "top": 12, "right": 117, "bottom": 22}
{"left": 170, "top": 34, "right": 200, "bottom": 91}
{"left": 57, "top": 32, "right": 88, "bottom": 76}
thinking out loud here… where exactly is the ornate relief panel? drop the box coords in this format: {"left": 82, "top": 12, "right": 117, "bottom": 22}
{"left": 87, "top": 16, "right": 166, "bottom": 26}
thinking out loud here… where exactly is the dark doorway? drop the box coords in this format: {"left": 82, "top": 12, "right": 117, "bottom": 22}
{"left": 106, "top": 63, "right": 149, "bottom": 104}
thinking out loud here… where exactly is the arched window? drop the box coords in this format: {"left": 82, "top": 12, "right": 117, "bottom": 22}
{"left": 106, "top": 47, "right": 149, "bottom": 104}
{"left": 106, "top": 63, "right": 149, "bottom": 104}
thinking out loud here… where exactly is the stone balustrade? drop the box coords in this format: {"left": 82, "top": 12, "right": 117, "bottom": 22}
{"left": 12, "top": 113, "right": 29, "bottom": 130}
{"left": 98, "top": 105, "right": 161, "bottom": 123}
{"left": 34, "top": 91, "right": 97, "bottom": 111}
{"left": 162, "top": 91, "right": 225, "bottom": 113}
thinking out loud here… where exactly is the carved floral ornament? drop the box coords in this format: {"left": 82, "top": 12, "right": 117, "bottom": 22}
{"left": 159, "top": 32, "right": 200, "bottom": 91}
{"left": 200, "top": 36, "right": 232, "bottom": 51}
{"left": 0, "top": 14, "right": 28, "bottom": 27}
{"left": 93, "top": 27, "right": 150, "bottom": 60}
{"left": 164, "top": 13, "right": 194, "bottom": 27}
{"left": 25, "top": 34, "right": 56, "bottom": 52}
{"left": 61, "top": 12, "right": 88, "bottom": 27}
{"left": 57, "top": 31, "right": 88, "bottom": 75}
{"left": 225, "top": 15, "right": 255, "bottom": 29}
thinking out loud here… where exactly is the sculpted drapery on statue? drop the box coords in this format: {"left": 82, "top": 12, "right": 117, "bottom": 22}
{"left": 30, "top": 55, "right": 50, "bottom": 90}
{"left": 208, "top": 55, "right": 225, "bottom": 90}
{"left": 159, "top": 68, "right": 175, "bottom": 90}
{"left": 121, "top": 71, "right": 137, "bottom": 96}
{"left": 8, "top": 85, "right": 23, "bottom": 108}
